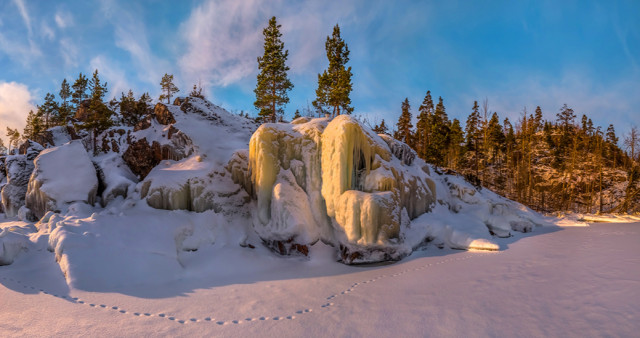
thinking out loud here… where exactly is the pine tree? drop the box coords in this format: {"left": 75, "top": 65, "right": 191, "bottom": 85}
{"left": 189, "top": 83, "right": 205, "bottom": 99}
{"left": 41, "top": 93, "right": 58, "bottom": 129}
{"left": 313, "top": 24, "right": 353, "bottom": 116}
{"left": 254, "top": 17, "right": 293, "bottom": 123}
{"left": 293, "top": 109, "right": 301, "bottom": 119}
{"left": 416, "top": 90, "right": 434, "bottom": 158}
{"left": 0, "top": 136, "right": 5, "bottom": 155}
{"left": 373, "top": 119, "right": 389, "bottom": 135}
{"left": 159, "top": 73, "right": 179, "bottom": 104}
{"left": 58, "top": 79, "right": 72, "bottom": 124}
{"left": 447, "top": 118, "right": 465, "bottom": 169}
{"left": 5, "top": 127, "right": 20, "bottom": 151}
{"left": 426, "top": 97, "right": 449, "bottom": 166}
{"left": 23, "top": 110, "right": 44, "bottom": 140}
{"left": 82, "top": 70, "right": 113, "bottom": 153}
{"left": 394, "top": 98, "right": 413, "bottom": 145}
{"left": 120, "top": 90, "right": 138, "bottom": 126}
{"left": 486, "top": 112, "right": 505, "bottom": 161}
{"left": 465, "top": 101, "right": 482, "bottom": 178}
{"left": 71, "top": 72, "right": 89, "bottom": 110}
{"left": 533, "top": 106, "right": 543, "bottom": 133}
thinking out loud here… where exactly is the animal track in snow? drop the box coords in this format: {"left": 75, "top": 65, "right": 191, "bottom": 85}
{"left": 0, "top": 251, "right": 499, "bottom": 327}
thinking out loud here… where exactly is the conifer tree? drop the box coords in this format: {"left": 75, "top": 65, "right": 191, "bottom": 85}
{"left": 71, "top": 72, "right": 89, "bottom": 110}
{"left": 533, "top": 106, "right": 543, "bottom": 133}
{"left": 159, "top": 73, "right": 179, "bottom": 104}
{"left": 394, "top": 98, "right": 413, "bottom": 145}
{"left": 0, "top": 136, "right": 5, "bottom": 155}
{"left": 82, "top": 70, "right": 113, "bottom": 152}
{"left": 41, "top": 93, "right": 58, "bottom": 129}
{"left": 59, "top": 79, "right": 72, "bottom": 124}
{"left": 189, "top": 83, "right": 205, "bottom": 99}
{"left": 254, "top": 17, "right": 293, "bottom": 123}
{"left": 426, "top": 97, "right": 450, "bottom": 166}
{"left": 465, "top": 101, "right": 482, "bottom": 177}
{"left": 313, "top": 24, "right": 353, "bottom": 116}
{"left": 416, "top": 90, "right": 434, "bottom": 158}
{"left": 373, "top": 119, "right": 389, "bottom": 135}
{"left": 486, "top": 112, "right": 505, "bottom": 160}
{"left": 293, "top": 109, "right": 301, "bottom": 119}
{"left": 5, "top": 127, "right": 20, "bottom": 151}
{"left": 23, "top": 110, "right": 44, "bottom": 140}
{"left": 448, "top": 118, "right": 465, "bottom": 169}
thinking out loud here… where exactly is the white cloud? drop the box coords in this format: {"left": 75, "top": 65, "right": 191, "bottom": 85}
{"left": 41, "top": 23, "right": 55, "bottom": 40}
{"left": 54, "top": 10, "right": 73, "bottom": 29}
{"left": 99, "top": 0, "right": 168, "bottom": 87}
{"left": 0, "top": 31, "right": 41, "bottom": 67}
{"left": 178, "top": 0, "right": 359, "bottom": 89}
{"left": 59, "top": 38, "right": 78, "bottom": 67}
{"left": 12, "top": 0, "right": 31, "bottom": 36}
{"left": 0, "top": 82, "right": 36, "bottom": 144}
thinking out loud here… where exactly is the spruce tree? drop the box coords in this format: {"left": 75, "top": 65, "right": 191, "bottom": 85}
{"left": 394, "top": 98, "right": 413, "bottom": 145}
{"left": 254, "top": 17, "right": 293, "bottom": 123}
{"left": 313, "top": 24, "right": 353, "bottom": 116}
{"left": 465, "top": 101, "right": 482, "bottom": 178}
{"left": 159, "top": 73, "right": 179, "bottom": 104}
{"left": 293, "top": 109, "right": 301, "bottom": 119}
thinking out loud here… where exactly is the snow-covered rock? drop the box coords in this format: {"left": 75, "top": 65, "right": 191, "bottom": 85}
{"left": 94, "top": 153, "right": 138, "bottom": 206}
{"left": 25, "top": 141, "right": 98, "bottom": 219}
{"left": 249, "top": 115, "right": 437, "bottom": 261}
{"left": 0, "top": 223, "right": 34, "bottom": 265}
{"left": 1, "top": 141, "right": 42, "bottom": 217}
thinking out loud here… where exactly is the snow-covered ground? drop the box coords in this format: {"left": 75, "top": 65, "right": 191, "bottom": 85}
{"left": 1, "top": 217, "right": 638, "bottom": 337}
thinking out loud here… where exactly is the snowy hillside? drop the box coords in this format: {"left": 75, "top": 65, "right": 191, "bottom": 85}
{"left": 2, "top": 97, "right": 547, "bottom": 288}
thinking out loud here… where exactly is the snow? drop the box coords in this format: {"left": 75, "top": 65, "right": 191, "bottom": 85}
{"left": 4, "top": 97, "right": 634, "bottom": 335}
{"left": 25, "top": 141, "right": 98, "bottom": 219}
{"left": 1, "top": 216, "right": 638, "bottom": 336}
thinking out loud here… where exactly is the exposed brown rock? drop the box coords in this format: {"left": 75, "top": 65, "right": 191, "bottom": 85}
{"left": 154, "top": 103, "right": 176, "bottom": 125}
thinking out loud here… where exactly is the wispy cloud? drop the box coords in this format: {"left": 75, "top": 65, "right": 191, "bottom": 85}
{"left": 99, "top": 0, "right": 167, "bottom": 88}
{"left": 54, "top": 10, "right": 73, "bottom": 29}
{"left": 12, "top": 0, "right": 32, "bottom": 36}
{"left": 59, "top": 38, "right": 79, "bottom": 67}
{"left": 89, "top": 55, "right": 133, "bottom": 99}
{"left": 0, "top": 81, "right": 36, "bottom": 142}
{"left": 177, "top": 0, "right": 360, "bottom": 90}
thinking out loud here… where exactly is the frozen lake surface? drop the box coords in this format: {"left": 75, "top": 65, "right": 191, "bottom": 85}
{"left": 1, "top": 221, "right": 639, "bottom": 337}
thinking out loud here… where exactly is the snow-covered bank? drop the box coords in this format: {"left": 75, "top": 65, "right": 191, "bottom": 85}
{"left": 1, "top": 221, "right": 638, "bottom": 336}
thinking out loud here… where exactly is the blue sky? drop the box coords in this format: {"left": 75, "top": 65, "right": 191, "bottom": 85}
{"left": 1, "top": 0, "right": 639, "bottom": 144}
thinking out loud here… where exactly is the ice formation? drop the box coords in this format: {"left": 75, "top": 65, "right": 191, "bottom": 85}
{"left": 248, "top": 115, "right": 439, "bottom": 261}
{"left": 25, "top": 141, "right": 98, "bottom": 219}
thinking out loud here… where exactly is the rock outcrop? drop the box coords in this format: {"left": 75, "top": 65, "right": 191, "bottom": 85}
{"left": 1, "top": 141, "right": 43, "bottom": 217}
{"left": 25, "top": 141, "right": 98, "bottom": 219}
{"left": 249, "top": 115, "right": 436, "bottom": 263}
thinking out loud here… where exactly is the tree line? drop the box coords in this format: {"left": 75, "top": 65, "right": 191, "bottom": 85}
{"left": 383, "top": 94, "right": 640, "bottom": 213}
